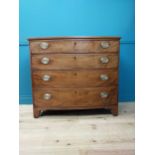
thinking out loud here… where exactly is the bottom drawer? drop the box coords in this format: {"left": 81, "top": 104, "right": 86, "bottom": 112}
{"left": 33, "top": 87, "right": 118, "bottom": 108}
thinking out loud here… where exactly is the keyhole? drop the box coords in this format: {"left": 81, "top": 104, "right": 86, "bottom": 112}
{"left": 73, "top": 56, "right": 77, "bottom": 60}
{"left": 74, "top": 72, "right": 77, "bottom": 76}
{"left": 74, "top": 42, "right": 77, "bottom": 46}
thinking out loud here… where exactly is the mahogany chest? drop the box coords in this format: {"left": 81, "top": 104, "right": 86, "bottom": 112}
{"left": 28, "top": 36, "right": 120, "bottom": 118}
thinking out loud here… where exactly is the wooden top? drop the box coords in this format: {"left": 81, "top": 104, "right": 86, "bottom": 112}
{"left": 28, "top": 36, "right": 121, "bottom": 41}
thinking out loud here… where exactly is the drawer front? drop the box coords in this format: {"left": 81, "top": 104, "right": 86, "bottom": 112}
{"left": 33, "top": 87, "right": 117, "bottom": 108}
{"left": 31, "top": 54, "right": 118, "bottom": 70}
{"left": 30, "top": 40, "right": 119, "bottom": 54}
{"left": 32, "top": 70, "right": 118, "bottom": 88}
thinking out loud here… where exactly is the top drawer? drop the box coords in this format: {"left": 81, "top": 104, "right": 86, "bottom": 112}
{"left": 30, "top": 40, "right": 119, "bottom": 54}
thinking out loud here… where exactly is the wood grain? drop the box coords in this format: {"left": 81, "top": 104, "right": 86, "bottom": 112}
{"left": 33, "top": 87, "right": 117, "bottom": 108}
{"left": 20, "top": 103, "right": 135, "bottom": 155}
{"left": 31, "top": 54, "right": 118, "bottom": 70}
{"left": 32, "top": 70, "right": 118, "bottom": 88}
{"left": 30, "top": 40, "right": 119, "bottom": 54}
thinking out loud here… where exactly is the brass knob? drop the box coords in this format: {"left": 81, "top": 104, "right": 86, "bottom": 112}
{"left": 100, "top": 56, "right": 109, "bottom": 64}
{"left": 41, "top": 57, "right": 50, "bottom": 64}
{"left": 42, "top": 75, "right": 51, "bottom": 81}
{"left": 40, "top": 42, "right": 49, "bottom": 49}
{"left": 100, "top": 92, "right": 108, "bottom": 98}
{"left": 100, "top": 74, "right": 109, "bottom": 81}
{"left": 101, "top": 41, "right": 110, "bottom": 48}
{"left": 43, "top": 93, "right": 52, "bottom": 100}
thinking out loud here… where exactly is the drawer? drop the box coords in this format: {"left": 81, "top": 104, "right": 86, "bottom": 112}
{"left": 30, "top": 40, "right": 119, "bottom": 54}
{"left": 33, "top": 87, "right": 117, "bottom": 108}
{"left": 31, "top": 54, "right": 118, "bottom": 70}
{"left": 32, "top": 70, "right": 118, "bottom": 88}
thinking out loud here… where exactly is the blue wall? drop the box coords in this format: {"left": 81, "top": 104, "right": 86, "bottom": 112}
{"left": 19, "top": 0, "right": 135, "bottom": 103}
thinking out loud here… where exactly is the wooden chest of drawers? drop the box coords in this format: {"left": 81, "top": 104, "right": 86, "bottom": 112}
{"left": 28, "top": 36, "right": 120, "bottom": 118}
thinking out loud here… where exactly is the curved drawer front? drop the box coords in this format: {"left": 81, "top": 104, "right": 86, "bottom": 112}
{"left": 31, "top": 54, "right": 118, "bottom": 70}
{"left": 32, "top": 70, "right": 118, "bottom": 88}
{"left": 30, "top": 40, "right": 119, "bottom": 54}
{"left": 33, "top": 87, "right": 117, "bottom": 108}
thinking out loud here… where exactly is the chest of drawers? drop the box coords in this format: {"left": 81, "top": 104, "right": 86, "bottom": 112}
{"left": 28, "top": 36, "right": 120, "bottom": 118}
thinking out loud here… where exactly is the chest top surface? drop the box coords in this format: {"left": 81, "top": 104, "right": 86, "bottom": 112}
{"left": 28, "top": 36, "right": 121, "bottom": 41}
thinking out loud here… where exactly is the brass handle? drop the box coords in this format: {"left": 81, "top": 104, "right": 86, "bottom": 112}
{"left": 100, "top": 74, "right": 109, "bottom": 81}
{"left": 43, "top": 93, "right": 52, "bottom": 100}
{"left": 42, "top": 75, "right": 51, "bottom": 81}
{"left": 40, "top": 42, "right": 49, "bottom": 49}
{"left": 100, "top": 92, "right": 108, "bottom": 98}
{"left": 101, "top": 41, "right": 110, "bottom": 48}
{"left": 41, "top": 57, "right": 50, "bottom": 64}
{"left": 100, "top": 56, "right": 109, "bottom": 64}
